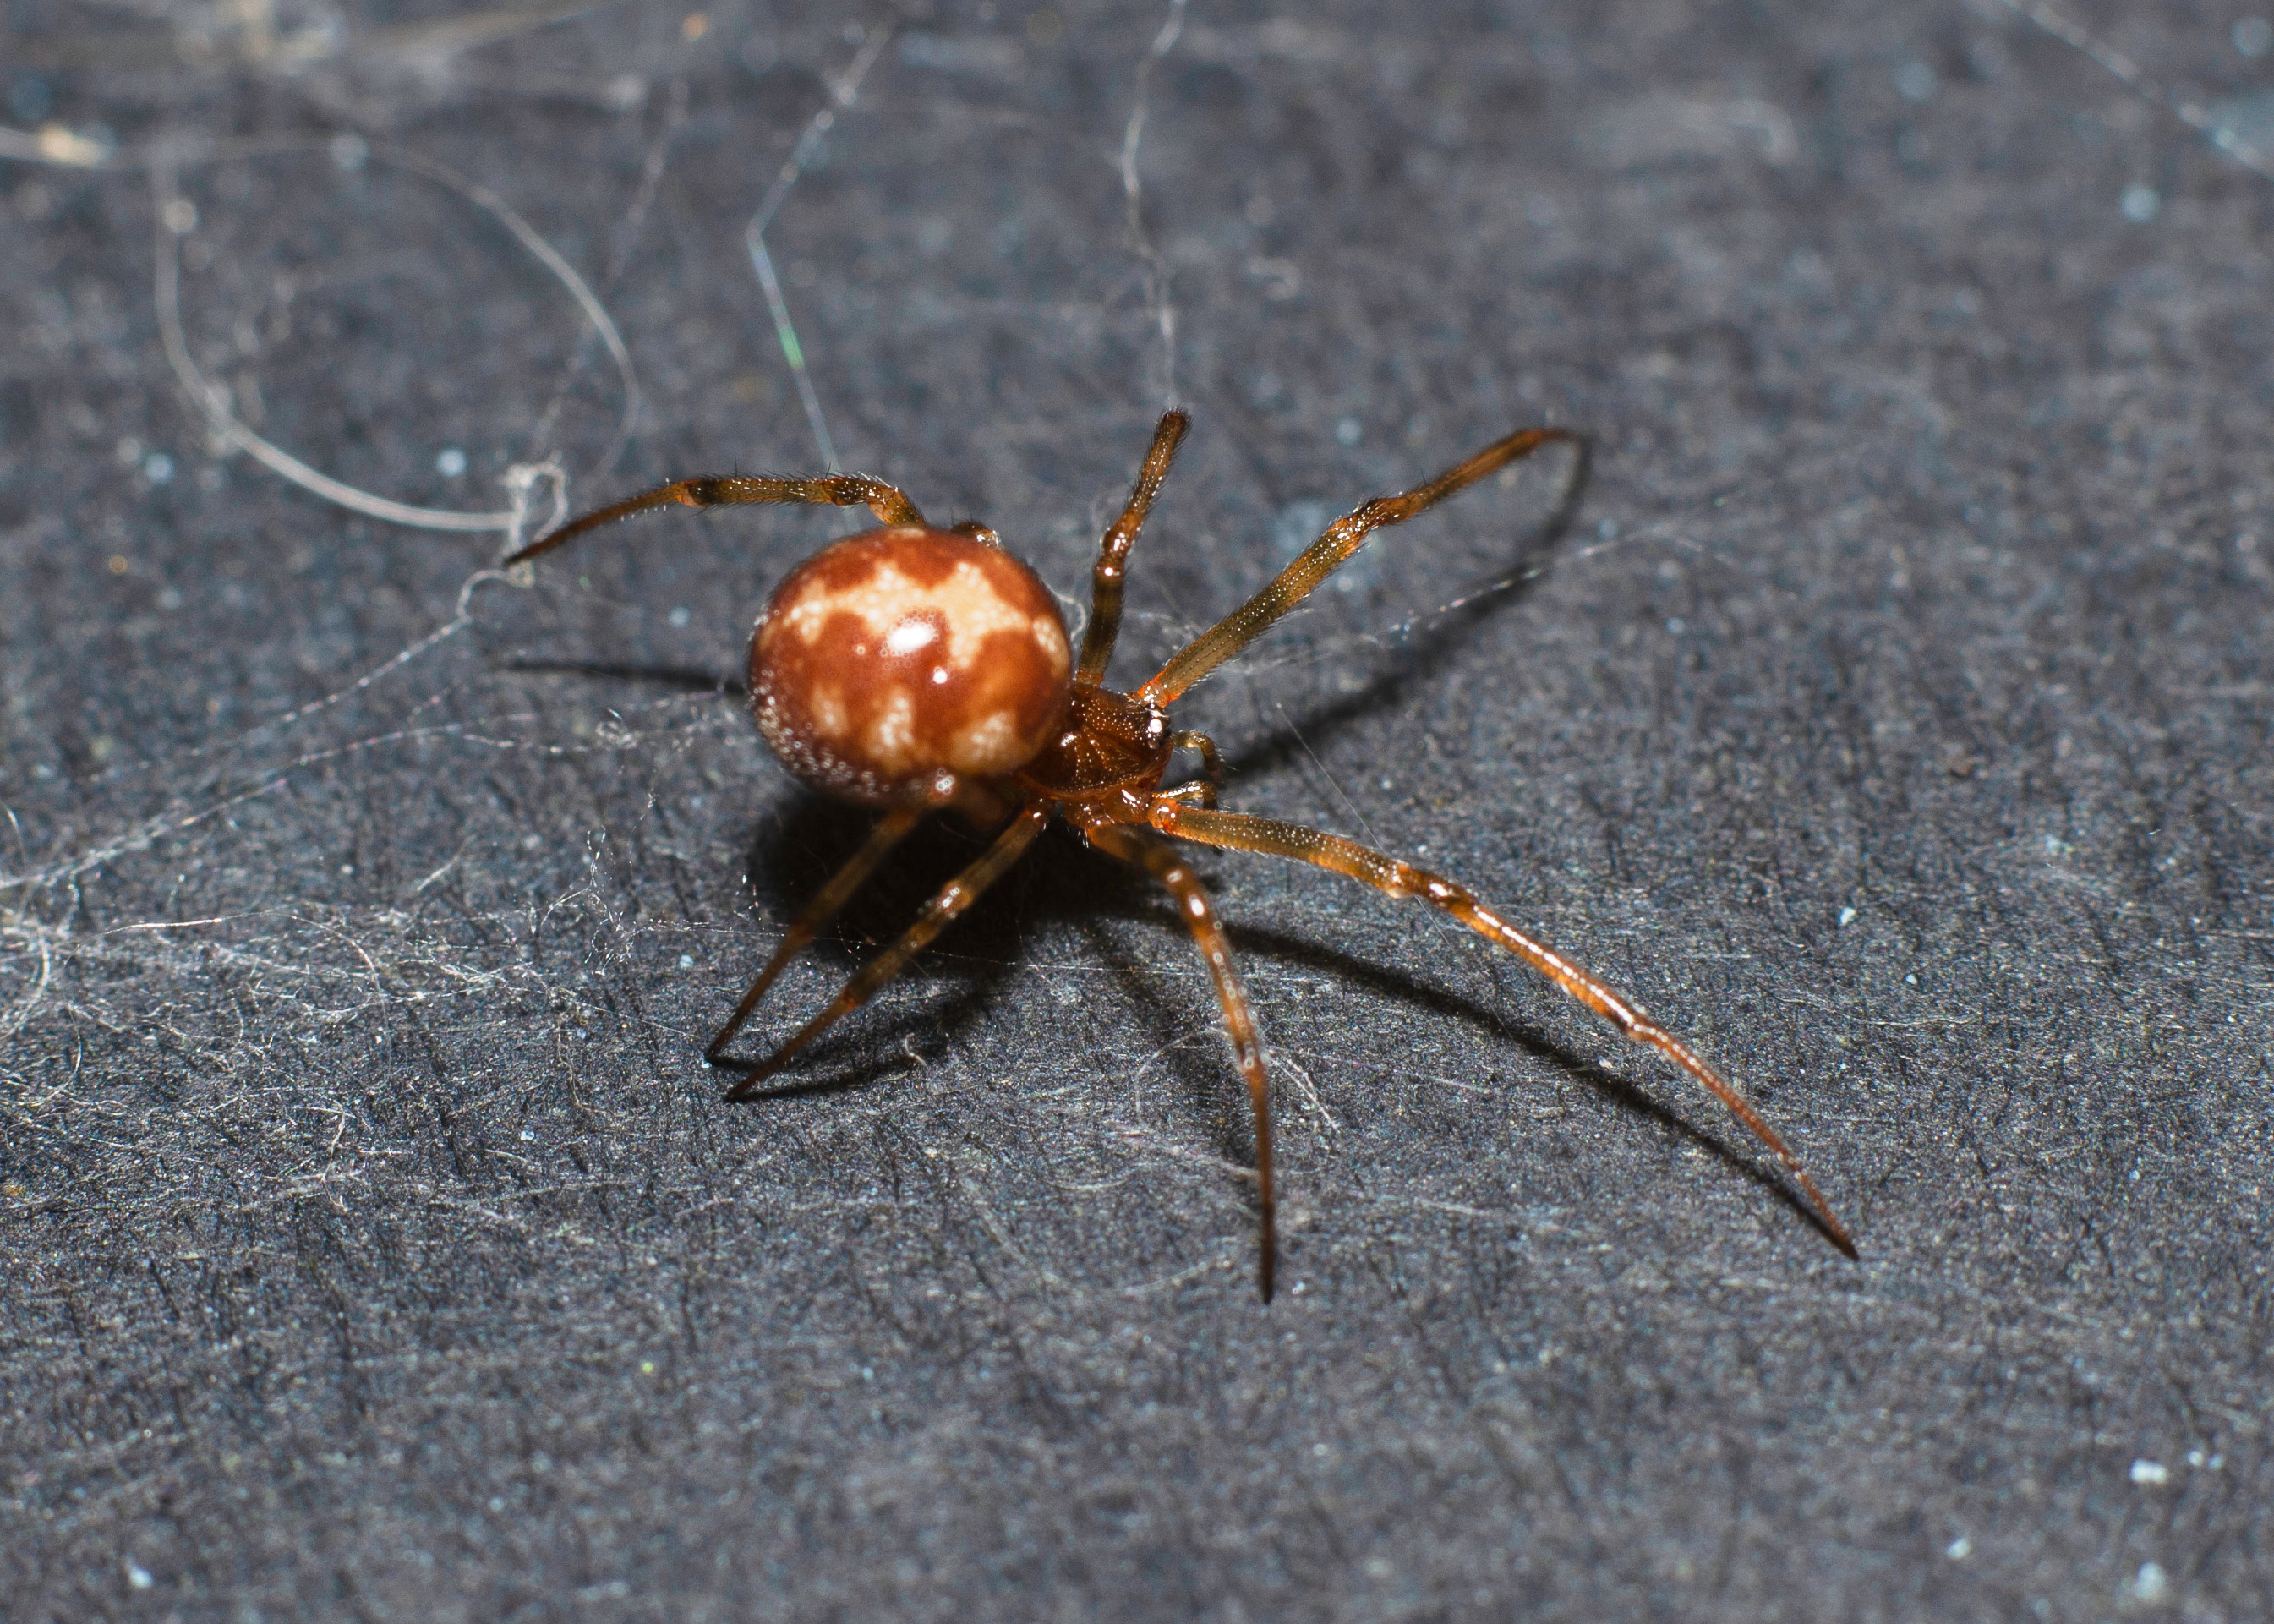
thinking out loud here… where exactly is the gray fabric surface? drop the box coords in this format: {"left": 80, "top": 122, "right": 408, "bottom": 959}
{"left": 3, "top": 2, "right": 2271, "bottom": 1618}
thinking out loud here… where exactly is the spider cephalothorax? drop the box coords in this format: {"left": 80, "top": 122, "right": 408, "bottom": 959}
{"left": 507, "top": 412, "right": 1856, "bottom": 1299}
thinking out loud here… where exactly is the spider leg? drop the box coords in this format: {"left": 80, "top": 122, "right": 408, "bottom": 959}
{"left": 702, "top": 801, "right": 932, "bottom": 1067}
{"left": 504, "top": 472, "right": 927, "bottom": 566}
{"left": 1082, "top": 821, "right": 1279, "bottom": 1302}
{"left": 1076, "top": 410, "right": 1191, "bottom": 684}
{"left": 717, "top": 802, "right": 1052, "bottom": 1100}
{"left": 1139, "top": 426, "right": 1588, "bottom": 705}
{"left": 1148, "top": 802, "right": 1857, "bottom": 1258}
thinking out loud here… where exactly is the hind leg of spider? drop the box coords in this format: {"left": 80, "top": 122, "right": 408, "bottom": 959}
{"left": 702, "top": 801, "right": 933, "bottom": 1066}
{"left": 1148, "top": 802, "right": 1856, "bottom": 1257}
{"left": 1082, "top": 821, "right": 1279, "bottom": 1302}
{"left": 1140, "top": 427, "right": 1589, "bottom": 705}
{"left": 718, "top": 802, "right": 1052, "bottom": 1100}
{"left": 505, "top": 471, "right": 928, "bottom": 565}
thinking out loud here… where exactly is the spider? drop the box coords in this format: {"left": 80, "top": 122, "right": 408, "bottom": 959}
{"left": 506, "top": 410, "right": 1856, "bottom": 1299}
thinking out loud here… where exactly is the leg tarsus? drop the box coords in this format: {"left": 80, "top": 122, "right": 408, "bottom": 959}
{"left": 506, "top": 471, "right": 927, "bottom": 566}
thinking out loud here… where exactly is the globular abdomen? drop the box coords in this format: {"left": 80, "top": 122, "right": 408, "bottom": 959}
{"left": 750, "top": 527, "right": 1073, "bottom": 807}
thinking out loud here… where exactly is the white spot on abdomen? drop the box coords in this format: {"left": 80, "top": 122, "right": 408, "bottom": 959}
{"left": 866, "top": 690, "right": 918, "bottom": 774}
{"left": 885, "top": 620, "right": 938, "bottom": 655}
{"left": 779, "top": 555, "right": 1037, "bottom": 675}
{"left": 953, "top": 711, "right": 1019, "bottom": 769}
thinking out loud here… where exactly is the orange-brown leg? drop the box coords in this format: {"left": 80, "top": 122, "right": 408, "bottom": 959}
{"left": 1083, "top": 821, "right": 1279, "bottom": 1301}
{"left": 505, "top": 471, "right": 927, "bottom": 566}
{"left": 1149, "top": 802, "right": 1856, "bottom": 1257}
{"left": 1076, "top": 410, "right": 1191, "bottom": 684}
{"left": 1140, "top": 426, "right": 1588, "bottom": 705}
{"left": 702, "top": 802, "right": 930, "bottom": 1066}
{"left": 717, "top": 802, "right": 1052, "bottom": 1099}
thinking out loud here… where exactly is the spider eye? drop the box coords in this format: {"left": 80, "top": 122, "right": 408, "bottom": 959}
{"left": 749, "top": 527, "right": 1072, "bottom": 805}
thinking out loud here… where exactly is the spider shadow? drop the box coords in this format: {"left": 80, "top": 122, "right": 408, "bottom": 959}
{"left": 1211, "top": 921, "right": 1842, "bottom": 1249}
{"left": 713, "top": 807, "right": 1214, "bottom": 1112}
{"left": 707, "top": 799, "right": 1034, "bottom": 1099}
{"left": 711, "top": 814, "right": 1369, "bottom": 1204}
{"left": 708, "top": 814, "right": 1284, "bottom": 1196}
{"left": 494, "top": 659, "right": 1084, "bottom": 1099}
{"left": 1202, "top": 435, "right": 1593, "bottom": 786}
{"left": 717, "top": 796, "right": 1834, "bottom": 1254}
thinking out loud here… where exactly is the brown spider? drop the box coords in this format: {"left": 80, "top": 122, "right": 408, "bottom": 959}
{"left": 506, "top": 411, "right": 1856, "bottom": 1298}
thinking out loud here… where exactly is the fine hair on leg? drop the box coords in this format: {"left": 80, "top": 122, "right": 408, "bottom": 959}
{"left": 1077, "top": 410, "right": 1191, "bottom": 684}
{"left": 1139, "top": 426, "right": 1588, "bottom": 705}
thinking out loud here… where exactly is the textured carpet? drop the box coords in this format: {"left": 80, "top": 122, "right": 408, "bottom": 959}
{"left": 3, "top": 2, "right": 2269, "bottom": 1619}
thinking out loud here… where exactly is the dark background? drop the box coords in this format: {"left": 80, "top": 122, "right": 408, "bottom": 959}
{"left": 3, "top": 1, "right": 2270, "bottom": 1618}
